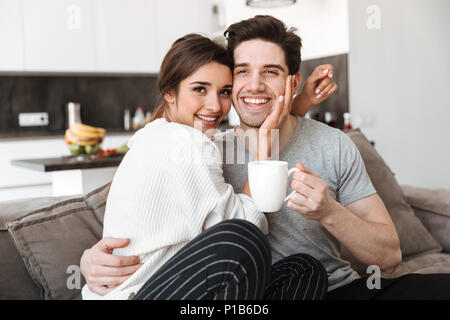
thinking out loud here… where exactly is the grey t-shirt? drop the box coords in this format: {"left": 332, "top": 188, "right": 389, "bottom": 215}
{"left": 214, "top": 116, "right": 376, "bottom": 291}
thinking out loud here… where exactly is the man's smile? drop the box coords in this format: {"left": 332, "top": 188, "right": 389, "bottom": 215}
{"left": 240, "top": 95, "right": 273, "bottom": 111}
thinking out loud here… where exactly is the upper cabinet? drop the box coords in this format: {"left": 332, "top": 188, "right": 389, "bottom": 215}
{"left": 0, "top": 0, "right": 25, "bottom": 71}
{"left": 93, "top": 0, "right": 159, "bottom": 73}
{"left": 154, "top": 0, "right": 217, "bottom": 68}
{"left": 22, "top": 0, "right": 96, "bottom": 72}
{"left": 0, "top": 0, "right": 217, "bottom": 74}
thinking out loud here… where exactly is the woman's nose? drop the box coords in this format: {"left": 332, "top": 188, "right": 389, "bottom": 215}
{"left": 205, "top": 94, "right": 221, "bottom": 112}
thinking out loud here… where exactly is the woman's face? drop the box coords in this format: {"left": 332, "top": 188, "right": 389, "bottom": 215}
{"left": 165, "top": 61, "right": 233, "bottom": 133}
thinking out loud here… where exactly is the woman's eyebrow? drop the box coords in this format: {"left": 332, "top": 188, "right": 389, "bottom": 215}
{"left": 189, "top": 81, "right": 211, "bottom": 86}
{"left": 223, "top": 84, "right": 232, "bottom": 88}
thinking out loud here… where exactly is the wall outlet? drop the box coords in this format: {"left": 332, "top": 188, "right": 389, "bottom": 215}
{"left": 18, "top": 112, "right": 49, "bottom": 127}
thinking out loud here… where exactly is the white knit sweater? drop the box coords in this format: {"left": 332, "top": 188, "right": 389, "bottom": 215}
{"left": 82, "top": 118, "right": 267, "bottom": 300}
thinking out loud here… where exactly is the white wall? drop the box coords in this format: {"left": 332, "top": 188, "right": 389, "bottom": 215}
{"left": 348, "top": 0, "right": 450, "bottom": 189}
{"left": 221, "top": 0, "right": 349, "bottom": 60}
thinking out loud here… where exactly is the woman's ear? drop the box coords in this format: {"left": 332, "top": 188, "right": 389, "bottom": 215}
{"left": 163, "top": 90, "right": 176, "bottom": 106}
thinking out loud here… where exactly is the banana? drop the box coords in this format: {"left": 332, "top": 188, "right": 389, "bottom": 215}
{"left": 65, "top": 129, "right": 100, "bottom": 146}
{"left": 70, "top": 123, "right": 106, "bottom": 137}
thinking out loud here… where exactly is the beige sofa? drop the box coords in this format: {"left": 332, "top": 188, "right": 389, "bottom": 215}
{"left": 1, "top": 129, "right": 449, "bottom": 300}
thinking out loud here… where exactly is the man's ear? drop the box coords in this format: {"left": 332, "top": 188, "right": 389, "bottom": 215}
{"left": 293, "top": 72, "right": 301, "bottom": 93}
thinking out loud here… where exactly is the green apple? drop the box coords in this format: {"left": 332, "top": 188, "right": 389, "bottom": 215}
{"left": 69, "top": 144, "right": 84, "bottom": 155}
{"left": 85, "top": 144, "right": 100, "bottom": 155}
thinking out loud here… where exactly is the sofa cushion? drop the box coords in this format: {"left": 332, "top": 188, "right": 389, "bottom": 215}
{"left": 5, "top": 183, "right": 110, "bottom": 300}
{"left": 0, "top": 231, "right": 42, "bottom": 300}
{"left": 381, "top": 252, "right": 450, "bottom": 279}
{"left": 402, "top": 185, "right": 450, "bottom": 253}
{"left": 346, "top": 129, "right": 442, "bottom": 259}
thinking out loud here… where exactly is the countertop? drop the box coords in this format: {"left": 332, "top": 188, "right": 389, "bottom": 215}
{"left": 11, "top": 154, "right": 125, "bottom": 172}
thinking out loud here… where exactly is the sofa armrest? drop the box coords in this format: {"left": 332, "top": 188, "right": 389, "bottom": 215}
{"left": 401, "top": 185, "right": 450, "bottom": 253}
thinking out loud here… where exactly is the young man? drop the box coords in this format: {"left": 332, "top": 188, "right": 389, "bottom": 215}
{"left": 80, "top": 15, "right": 450, "bottom": 299}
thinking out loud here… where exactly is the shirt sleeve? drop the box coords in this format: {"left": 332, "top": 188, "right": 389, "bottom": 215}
{"left": 337, "top": 132, "right": 377, "bottom": 206}
{"left": 193, "top": 134, "right": 268, "bottom": 235}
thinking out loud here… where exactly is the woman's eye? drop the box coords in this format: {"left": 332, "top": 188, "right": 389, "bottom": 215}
{"left": 220, "top": 89, "right": 232, "bottom": 96}
{"left": 193, "top": 87, "right": 206, "bottom": 93}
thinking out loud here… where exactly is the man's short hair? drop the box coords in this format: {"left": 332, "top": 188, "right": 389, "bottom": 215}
{"left": 224, "top": 15, "right": 302, "bottom": 74}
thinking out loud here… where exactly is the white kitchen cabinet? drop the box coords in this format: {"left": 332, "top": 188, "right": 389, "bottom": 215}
{"left": 93, "top": 0, "right": 159, "bottom": 73}
{"left": 22, "top": 0, "right": 96, "bottom": 72}
{"left": 0, "top": 0, "right": 24, "bottom": 71}
{"left": 154, "top": 0, "right": 217, "bottom": 70}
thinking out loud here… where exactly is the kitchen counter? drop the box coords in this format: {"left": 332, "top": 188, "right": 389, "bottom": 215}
{"left": 11, "top": 154, "right": 125, "bottom": 196}
{"left": 11, "top": 154, "right": 124, "bottom": 172}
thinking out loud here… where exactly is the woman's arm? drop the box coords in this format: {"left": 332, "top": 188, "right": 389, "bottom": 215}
{"left": 291, "top": 64, "right": 338, "bottom": 117}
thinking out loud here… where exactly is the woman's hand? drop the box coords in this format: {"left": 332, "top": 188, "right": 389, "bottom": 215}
{"left": 261, "top": 75, "right": 295, "bottom": 132}
{"left": 292, "top": 64, "right": 338, "bottom": 117}
{"left": 256, "top": 75, "right": 295, "bottom": 160}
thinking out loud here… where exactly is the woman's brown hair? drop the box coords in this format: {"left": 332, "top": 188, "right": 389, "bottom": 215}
{"left": 149, "top": 34, "right": 233, "bottom": 123}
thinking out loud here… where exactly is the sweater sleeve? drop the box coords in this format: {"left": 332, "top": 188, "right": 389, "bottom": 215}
{"left": 194, "top": 135, "right": 268, "bottom": 235}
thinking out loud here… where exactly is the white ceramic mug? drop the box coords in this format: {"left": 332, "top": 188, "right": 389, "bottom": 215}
{"left": 248, "top": 160, "right": 299, "bottom": 212}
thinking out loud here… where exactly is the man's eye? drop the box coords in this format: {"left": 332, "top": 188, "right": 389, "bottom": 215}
{"left": 235, "top": 69, "right": 247, "bottom": 75}
{"left": 265, "top": 70, "right": 278, "bottom": 75}
{"left": 193, "top": 87, "right": 206, "bottom": 93}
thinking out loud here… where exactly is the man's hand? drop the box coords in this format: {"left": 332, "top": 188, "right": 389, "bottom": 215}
{"left": 292, "top": 64, "right": 338, "bottom": 117}
{"left": 80, "top": 238, "right": 142, "bottom": 296}
{"left": 286, "top": 163, "right": 336, "bottom": 222}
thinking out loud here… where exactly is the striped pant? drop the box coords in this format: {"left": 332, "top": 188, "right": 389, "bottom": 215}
{"left": 133, "top": 219, "right": 328, "bottom": 300}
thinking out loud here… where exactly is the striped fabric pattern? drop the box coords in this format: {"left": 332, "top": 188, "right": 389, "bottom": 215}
{"left": 134, "top": 219, "right": 328, "bottom": 300}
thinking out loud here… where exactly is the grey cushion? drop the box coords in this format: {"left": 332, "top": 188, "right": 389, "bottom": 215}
{"left": 0, "top": 231, "right": 41, "bottom": 300}
{"left": 5, "top": 183, "right": 110, "bottom": 300}
{"left": 402, "top": 185, "right": 450, "bottom": 253}
{"left": 381, "top": 252, "right": 450, "bottom": 279}
{"left": 346, "top": 129, "right": 442, "bottom": 259}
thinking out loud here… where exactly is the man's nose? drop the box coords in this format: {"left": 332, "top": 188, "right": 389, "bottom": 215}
{"left": 248, "top": 73, "right": 265, "bottom": 92}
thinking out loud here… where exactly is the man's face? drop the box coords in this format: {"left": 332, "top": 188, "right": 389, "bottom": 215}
{"left": 232, "top": 39, "right": 289, "bottom": 128}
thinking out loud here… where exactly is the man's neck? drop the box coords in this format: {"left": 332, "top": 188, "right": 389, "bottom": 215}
{"left": 236, "top": 114, "right": 299, "bottom": 155}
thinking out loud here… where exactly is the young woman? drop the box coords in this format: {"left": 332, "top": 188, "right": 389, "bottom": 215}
{"left": 82, "top": 34, "right": 327, "bottom": 300}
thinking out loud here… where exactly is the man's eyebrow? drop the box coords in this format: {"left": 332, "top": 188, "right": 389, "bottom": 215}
{"left": 234, "top": 63, "right": 249, "bottom": 68}
{"left": 233, "top": 63, "right": 286, "bottom": 72}
{"left": 264, "top": 64, "right": 286, "bottom": 72}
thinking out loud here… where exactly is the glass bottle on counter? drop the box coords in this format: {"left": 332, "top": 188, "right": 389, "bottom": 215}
{"left": 132, "top": 106, "right": 146, "bottom": 130}
{"left": 124, "top": 109, "right": 131, "bottom": 131}
{"left": 324, "top": 111, "right": 337, "bottom": 128}
{"left": 343, "top": 112, "right": 353, "bottom": 131}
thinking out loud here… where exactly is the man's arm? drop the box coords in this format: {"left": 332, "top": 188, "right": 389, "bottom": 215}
{"left": 322, "top": 194, "right": 402, "bottom": 273}
{"left": 287, "top": 163, "right": 402, "bottom": 273}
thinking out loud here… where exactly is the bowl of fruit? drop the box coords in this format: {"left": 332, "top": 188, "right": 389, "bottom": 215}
{"left": 64, "top": 123, "right": 106, "bottom": 156}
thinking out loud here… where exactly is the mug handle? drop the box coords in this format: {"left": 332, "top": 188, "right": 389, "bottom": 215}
{"left": 284, "top": 167, "right": 300, "bottom": 202}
